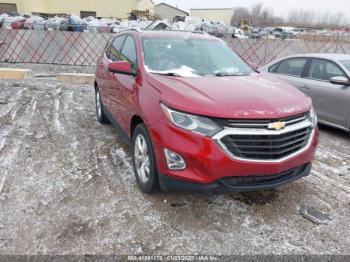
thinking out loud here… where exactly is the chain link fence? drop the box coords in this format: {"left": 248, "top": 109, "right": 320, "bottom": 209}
{"left": 1, "top": 29, "right": 350, "bottom": 66}
{"left": 225, "top": 35, "right": 350, "bottom": 66}
{"left": 0, "top": 29, "right": 113, "bottom": 65}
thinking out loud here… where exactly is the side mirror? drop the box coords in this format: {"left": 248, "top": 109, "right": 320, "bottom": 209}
{"left": 330, "top": 76, "right": 350, "bottom": 86}
{"left": 108, "top": 61, "right": 135, "bottom": 76}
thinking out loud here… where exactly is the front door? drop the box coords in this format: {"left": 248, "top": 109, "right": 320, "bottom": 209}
{"left": 104, "top": 35, "right": 127, "bottom": 123}
{"left": 302, "top": 58, "right": 349, "bottom": 128}
{"left": 269, "top": 57, "right": 311, "bottom": 95}
{"left": 112, "top": 35, "right": 138, "bottom": 131}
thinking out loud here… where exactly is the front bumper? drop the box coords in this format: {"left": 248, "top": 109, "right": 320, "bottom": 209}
{"left": 159, "top": 163, "right": 312, "bottom": 193}
{"left": 149, "top": 109, "right": 319, "bottom": 189}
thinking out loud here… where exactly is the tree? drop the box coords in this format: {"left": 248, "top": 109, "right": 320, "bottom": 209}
{"left": 251, "top": 2, "right": 263, "bottom": 25}
{"left": 232, "top": 3, "right": 282, "bottom": 27}
{"left": 232, "top": 7, "right": 250, "bottom": 26}
{"left": 231, "top": 2, "right": 349, "bottom": 29}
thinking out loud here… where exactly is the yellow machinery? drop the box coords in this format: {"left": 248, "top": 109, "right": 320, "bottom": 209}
{"left": 240, "top": 19, "right": 252, "bottom": 32}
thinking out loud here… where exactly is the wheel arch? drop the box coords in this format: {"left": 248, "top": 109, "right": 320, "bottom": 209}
{"left": 130, "top": 115, "right": 144, "bottom": 137}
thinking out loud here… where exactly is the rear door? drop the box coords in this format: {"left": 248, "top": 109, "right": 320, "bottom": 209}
{"left": 301, "top": 58, "right": 349, "bottom": 128}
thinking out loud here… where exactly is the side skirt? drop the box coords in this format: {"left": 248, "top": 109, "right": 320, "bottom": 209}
{"left": 103, "top": 107, "right": 132, "bottom": 147}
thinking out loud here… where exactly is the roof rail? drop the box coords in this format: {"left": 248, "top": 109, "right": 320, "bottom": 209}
{"left": 117, "top": 28, "right": 210, "bottom": 35}
{"left": 179, "top": 30, "right": 210, "bottom": 35}
{"left": 143, "top": 29, "right": 209, "bottom": 35}
{"left": 117, "top": 28, "right": 142, "bottom": 33}
{"left": 191, "top": 30, "right": 209, "bottom": 35}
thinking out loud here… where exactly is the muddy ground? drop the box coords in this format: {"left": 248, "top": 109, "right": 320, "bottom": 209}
{"left": 0, "top": 75, "right": 349, "bottom": 255}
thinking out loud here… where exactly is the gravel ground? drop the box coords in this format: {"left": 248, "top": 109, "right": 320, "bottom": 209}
{"left": 0, "top": 77, "right": 349, "bottom": 255}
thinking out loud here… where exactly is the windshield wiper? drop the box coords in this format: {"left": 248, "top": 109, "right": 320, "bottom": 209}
{"left": 215, "top": 72, "right": 250, "bottom": 77}
{"left": 152, "top": 72, "right": 181, "bottom": 77}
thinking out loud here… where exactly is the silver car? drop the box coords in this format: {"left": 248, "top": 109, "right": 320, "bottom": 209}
{"left": 260, "top": 54, "right": 350, "bottom": 132}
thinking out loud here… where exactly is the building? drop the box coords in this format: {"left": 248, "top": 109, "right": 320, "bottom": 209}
{"left": 0, "top": 0, "right": 155, "bottom": 19}
{"left": 154, "top": 3, "right": 188, "bottom": 22}
{"left": 190, "top": 8, "right": 233, "bottom": 25}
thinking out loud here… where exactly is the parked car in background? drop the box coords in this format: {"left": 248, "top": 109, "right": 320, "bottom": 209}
{"left": 146, "top": 20, "right": 172, "bottom": 31}
{"left": 257, "top": 29, "right": 276, "bottom": 39}
{"left": 1, "top": 15, "right": 24, "bottom": 29}
{"left": 94, "top": 29, "right": 318, "bottom": 194}
{"left": 23, "top": 16, "right": 44, "bottom": 30}
{"left": 248, "top": 27, "right": 262, "bottom": 39}
{"left": 229, "top": 27, "right": 248, "bottom": 38}
{"left": 46, "top": 17, "right": 69, "bottom": 31}
{"left": 201, "top": 21, "right": 228, "bottom": 37}
{"left": 68, "top": 15, "right": 87, "bottom": 32}
{"left": 10, "top": 18, "right": 27, "bottom": 29}
{"left": 260, "top": 54, "right": 350, "bottom": 132}
{"left": 273, "top": 27, "right": 298, "bottom": 39}
{"left": 281, "top": 31, "right": 298, "bottom": 40}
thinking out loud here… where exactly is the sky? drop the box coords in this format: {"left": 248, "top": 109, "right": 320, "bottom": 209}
{"left": 153, "top": 0, "right": 349, "bottom": 18}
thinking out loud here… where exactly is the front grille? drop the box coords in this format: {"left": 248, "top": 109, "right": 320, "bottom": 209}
{"left": 215, "top": 113, "right": 307, "bottom": 129}
{"left": 220, "top": 127, "right": 312, "bottom": 160}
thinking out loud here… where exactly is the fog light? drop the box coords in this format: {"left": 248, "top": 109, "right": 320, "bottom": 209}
{"left": 164, "top": 148, "right": 186, "bottom": 170}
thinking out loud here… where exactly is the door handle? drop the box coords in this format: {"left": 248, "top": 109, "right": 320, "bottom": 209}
{"left": 301, "top": 84, "right": 310, "bottom": 89}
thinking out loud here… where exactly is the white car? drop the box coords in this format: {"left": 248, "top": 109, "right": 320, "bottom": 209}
{"left": 229, "top": 27, "right": 248, "bottom": 39}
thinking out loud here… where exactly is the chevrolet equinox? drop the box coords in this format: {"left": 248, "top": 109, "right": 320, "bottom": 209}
{"left": 94, "top": 29, "right": 319, "bottom": 193}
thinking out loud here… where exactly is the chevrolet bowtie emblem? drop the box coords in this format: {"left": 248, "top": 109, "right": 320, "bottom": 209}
{"left": 268, "top": 121, "right": 286, "bottom": 130}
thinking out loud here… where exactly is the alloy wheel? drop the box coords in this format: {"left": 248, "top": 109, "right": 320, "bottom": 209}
{"left": 96, "top": 90, "right": 102, "bottom": 118}
{"left": 134, "top": 134, "right": 150, "bottom": 183}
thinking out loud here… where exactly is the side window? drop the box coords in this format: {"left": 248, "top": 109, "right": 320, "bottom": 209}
{"left": 275, "top": 58, "right": 308, "bottom": 77}
{"left": 268, "top": 62, "right": 280, "bottom": 73}
{"left": 121, "top": 36, "right": 137, "bottom": 71}
{"left": 308, "top": 59, "right": 346, "bottom": 81}
{"left": 106, "top": 35, "right": 126, "bottom": 61}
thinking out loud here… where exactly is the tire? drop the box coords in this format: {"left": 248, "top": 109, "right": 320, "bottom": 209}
{"left": 132, "top": 123, "right": 159, "bottom": 193}
{"left": 95, "top": 87, "right": 109, "bottom": 124}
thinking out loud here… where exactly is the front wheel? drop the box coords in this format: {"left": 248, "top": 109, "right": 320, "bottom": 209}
{"left": 132, "top": 124, "right": 159, "bottom": 193}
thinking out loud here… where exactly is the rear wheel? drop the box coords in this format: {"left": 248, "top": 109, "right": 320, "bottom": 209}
{"left": 95, "top": 88, "right": 109, "bottom": 124}
{"left": 132, "top": 124, "right": 159, "bottom": 193}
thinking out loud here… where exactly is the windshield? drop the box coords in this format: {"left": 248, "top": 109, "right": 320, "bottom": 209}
{"left": 340, "top": 60, "right": 350, "bottom": 71}
{"left": 142, "top": 37, "right": 253, "bottom": 77}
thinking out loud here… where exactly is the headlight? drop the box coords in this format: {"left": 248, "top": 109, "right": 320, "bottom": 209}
{"left": 160, "top": 103, "right": 222, "bottom": 137}
{"left": 308, "top": 106, "right": 317, "bottom": 127}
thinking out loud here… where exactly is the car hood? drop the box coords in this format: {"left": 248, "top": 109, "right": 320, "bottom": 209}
{"left": 147, "top": 72, "right": 311, "bottom": 119}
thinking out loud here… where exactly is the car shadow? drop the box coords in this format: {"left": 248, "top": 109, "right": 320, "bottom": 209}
{"left": 318, "top": 123, "right": 349, "bottom": 139}
{"left": 153, "top": 187, "right": 281, "bottom": 207}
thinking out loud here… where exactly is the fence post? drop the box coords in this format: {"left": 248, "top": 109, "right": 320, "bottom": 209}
{"left": 335, "top": 33, "right": 340, "bottom": 53}
{"left": 263, "top": 37, "right": 269, "bottom": 65}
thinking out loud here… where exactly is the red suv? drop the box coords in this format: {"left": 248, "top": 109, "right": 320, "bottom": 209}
{"left": 94, "top": 29, "right": 319, "bottom": 193}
